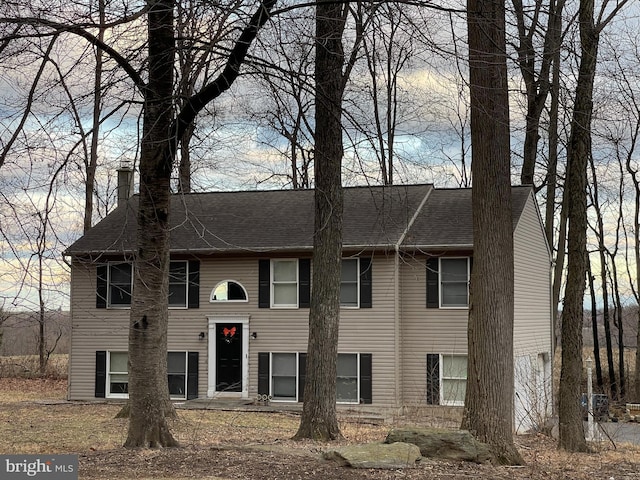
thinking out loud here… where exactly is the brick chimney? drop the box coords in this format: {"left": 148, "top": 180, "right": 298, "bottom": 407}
{"left": 117, "top": 161, "right": 134, "bottom": 206}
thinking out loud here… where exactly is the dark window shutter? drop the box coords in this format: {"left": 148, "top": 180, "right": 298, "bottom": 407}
{"left": 299, "top": 259, "right": 311, "bottom": 308}
{"left": 359, "top": 257, "right": 372, "bottom": 308}
{"left": 96, "top": 265, "right": 107, "bottom": 309}
{"left": 188, "top": 260, "right": 200, "bottom": 308}
{"left": 95, "top": 351, "right": 106, "bottom": 398}
{"left": 359, "top": 353, "right": 373, "bottom": 404}
{"left": 187, "top": 351, "right": 199, "bottom": 399}
{"left": 298, "top": 353, "right": 306, "bottom": 402}
{"left": 426, "top": 354, "right": 440, "bottom": 405}
{"left": 426, "top": 257, "right": 439, "bottom": 308}
{"left": 258, "top": 260, "right": 270, "bottom": 308}
{"left": 258, "top": 352, "right": 270, "bottom": 395}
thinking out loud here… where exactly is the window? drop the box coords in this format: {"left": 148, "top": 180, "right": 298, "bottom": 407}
{"left": 97, "top": 351, "right": 198, "bottom": 400}
{"left": 210, "top": 280, "right": 248, "bottom": 302}
{"left": 441, "top": 355, "right": 467, "bottom": 406}
{"left": 107, "top": 352, "right": 129, "bottom": 398}
{"left": 271, "top": 353, "right": 298, "bottom": 401}
{"left": 272, "top": 260, "right": 298, "bottom": 307}
{"left": 426, "top": 353, "right": 467, "bottom": 406}
{"left": 109, "top": 263, "right": 132, "bottom": 307}
{"left": 426, "top": 257, "right": 470, "bottom": 308}
{"left": 169, "top": 261, "right": 188, "bottom": 307}
{"left": 97, "top": 260, "right": 199, "bottom": 309}
{"left": 440, "top": 258, "right": 469, "bottom": 307}
{"left": 340, "top": 259, "right": 359, "bottom": 307}
{"left": 258, "top": 259, "right": 310, "bottom": 309}
{"left": 336, "top": 354, "right": 359, "bottom": 402}
{"left": 168, "top": 352, "right": 187, "bottom": 399}
{"left": 258, "top": 352, "right": 372, "bottom": 404}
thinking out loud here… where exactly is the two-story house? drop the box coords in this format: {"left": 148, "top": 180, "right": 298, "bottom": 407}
{"left": 64, "top": 182, "right": 553, "bottom": 433}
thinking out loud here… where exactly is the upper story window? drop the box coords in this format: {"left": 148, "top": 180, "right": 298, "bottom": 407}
{"left": 258, "top": 257, "right": 371, "bottom": 310}
{"left": 340, "top": 259, "right": 359, "bottom": 307}
{"left": 97, "top": 260, "right": 200, "bottom": 309}
{"left": 259, "top": 259, "right": 310, "bottom": 309}
{"left": 108, "top": 263, "right": 132, "bottom": 308}
{"left": 440, "top": 258, "right": 469, "bottom": 307}
{"left": 426, "top": 256, "right": 471, "bottom": 309}
{"left": 169, "top": 261, "right": 188, "bottom": 307}
{"left": 210, "top": 280, "right": 248, "bottom": 302}
{"left": 272, "top": 259, "right": 298, "bottom": 307}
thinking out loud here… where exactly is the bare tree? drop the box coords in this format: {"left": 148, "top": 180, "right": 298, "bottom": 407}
{"left": 587, "top": 155, "right": 617, "bottom": 399}
{"left": 510, "top": 0, "right": 566, "bottom": 187}
{"left": 461, "top": 0, "right": 523, "bottom": 465}
{"left": 558, "top": 0, "right": 630, "bottom": 452}
{"left": 293, "top": 0, "right": 348, "bottom": 441}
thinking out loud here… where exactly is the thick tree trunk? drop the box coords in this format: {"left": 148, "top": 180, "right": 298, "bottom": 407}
{"left": 293, "top": 0, "right": 346, "bottom": 441}
{"left": 558, "top": 0, "right": 598, "bottom": 453}
{"left": 461, "top": 0, "right": 522, "bottom": 465}
{"left": 124, "top": 0, "right": 178, "bottom": 448}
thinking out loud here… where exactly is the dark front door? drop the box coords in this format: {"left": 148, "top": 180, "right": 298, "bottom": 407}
{"left": 216, "top": 323, "right": 243, "bottom": 392}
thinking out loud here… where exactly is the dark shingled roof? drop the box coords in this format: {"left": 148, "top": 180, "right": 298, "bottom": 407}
{"left": 65, "top": 184, "right": 437, "bottom": 256}
{"left": 403, "top": 186, "right": 532, "bottom": 248}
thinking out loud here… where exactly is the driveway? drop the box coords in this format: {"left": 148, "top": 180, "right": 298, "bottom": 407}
{"left": 592, "top": 421, "right": 640, "bottom": 446}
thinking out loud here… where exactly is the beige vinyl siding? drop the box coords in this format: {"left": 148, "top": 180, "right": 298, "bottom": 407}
{"left": 513, "top": 193, "right": 552, "bottom": 356}
{"left": 69, "top": 255, "right": 399, "bottom": 407}
{"left": 68, "top": 261, "right": 130, "bottom": 400}
{"left": 399, "top": 256, "right": 469, "bottom": 406}
{"left": 68, "top": 260, "right": 207, "bottom": 400}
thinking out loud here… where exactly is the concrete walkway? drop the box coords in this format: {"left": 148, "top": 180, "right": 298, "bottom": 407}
{"left": 593, "top": 421, "right": 640, "bottom": 446}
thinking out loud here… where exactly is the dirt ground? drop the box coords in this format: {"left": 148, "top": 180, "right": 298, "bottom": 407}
{"left": 2, "top": 377, "right": 640, "bottom": 479}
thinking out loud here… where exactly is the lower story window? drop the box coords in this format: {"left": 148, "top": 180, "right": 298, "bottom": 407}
{"left": 426, "top": 353, "right": 468, "bottom": 406}
{"left": 108, "top": 352, "right": 129, "bottom": 397}
{"left": 102, "top": 351, "right": 196, "bottom": 400}
{"left": 262, "top": 352, "right": 368, "bottom": 404}
{"left": 336, "top": 353, "right": 359, "bottom": 403}
{"left": 168, "top": 351, "right": 187, "bottom": 399}
{"left": 271, "top": 352, "right": 298, "bottom": 401}
{"left": 441, "top": 354, "right": 467, "bottom": 406}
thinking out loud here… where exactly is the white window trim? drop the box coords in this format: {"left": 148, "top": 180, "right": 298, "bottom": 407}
{"left": 440, "top": 353, "right": 467, "bottom": 407}
{"left": 107, "top": 262, "right": 133, "bottom": 309}
{"left": 439, "top": 257, "right": 470, "bottom": 309}
{"left": 167, "top": 350, "right": 188, "bottom": 400}
{"left": 336, "top": 352, "right": 360, "bottom": 405}
{"left": 269, "top": 352, "right": 299, "bottom": 402}
{"left": 266, "top": 352, "right": 362, "bottom": 404}
{"left": 168, "top": 260, "right": 189, "bottom": 309}
{"left": 106, "top": 350, "right": 191, "bottom": 400}
{"left": 340, "top": 258, "right": 360, "bottom": 309}
{"left": 106, "top": 351, "right": 129, "bottom": 399}
{"left": 209, "top": 279, "right": 249, "bottom": 303}
{"left": 270, "top": 259, "right": 299, "bottom": 309}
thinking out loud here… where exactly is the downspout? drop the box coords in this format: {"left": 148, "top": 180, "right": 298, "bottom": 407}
{"left": 394, "top": 187, "right": 433, "bottom": 409}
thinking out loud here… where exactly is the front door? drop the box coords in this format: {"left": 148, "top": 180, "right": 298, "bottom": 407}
{"left": 215, "top": 322, "right": 243, "bottom": 392}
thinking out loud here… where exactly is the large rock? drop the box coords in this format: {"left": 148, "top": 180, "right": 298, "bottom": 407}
{"left": 323, "top": 442, "right": 421, "bottom": 469}
{"left": 385, "top": 428, "right": 494, "bottom": 463}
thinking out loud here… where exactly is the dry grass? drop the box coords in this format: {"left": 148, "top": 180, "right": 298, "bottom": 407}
{"left": 2, "top": 371, "right": 640, "bottom": 479}
{"left": 0, "top": 353, "right": 68, "bottom": 379}
{"left": 0, "top": 378, "right": 389, "bottom": 455}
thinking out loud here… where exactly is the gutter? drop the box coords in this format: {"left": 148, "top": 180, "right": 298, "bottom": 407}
{"left": 392, "top": 187, "right": 433, "bottom": 408}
